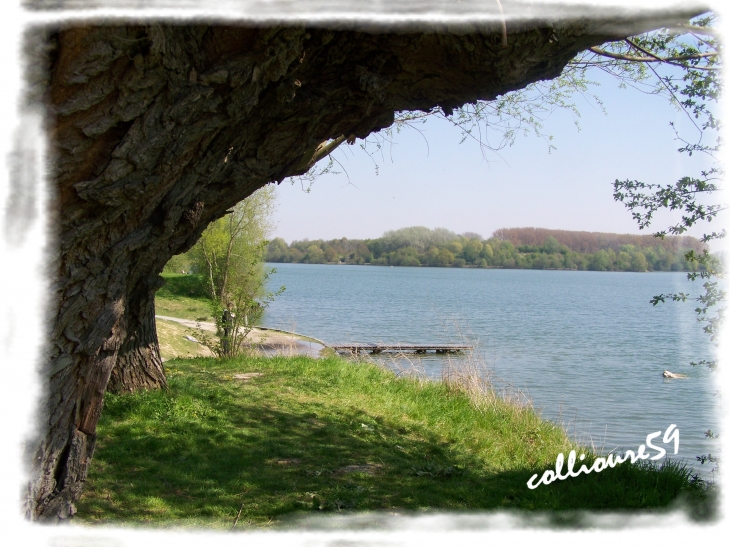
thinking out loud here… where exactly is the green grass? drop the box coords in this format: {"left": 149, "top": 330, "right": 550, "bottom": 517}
{"left": 156, "top": 318, "right": 214, "bottom": 360}
{"left": 155, "top": 273, "right": 213, "bottom": 321}
{"left": 158, "top": 273, "right": 209, "bottom": 299}
{"left": 75, "top": 355, "right": 714, "bottom": 529}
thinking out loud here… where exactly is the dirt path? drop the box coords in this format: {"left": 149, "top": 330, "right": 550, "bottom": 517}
{"left": 155, "top": 315, "right": 327, "bottom": 358}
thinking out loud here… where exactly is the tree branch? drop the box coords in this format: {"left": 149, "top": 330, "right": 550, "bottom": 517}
{"left": 670, "top": 24, "right": 721, "bottom": 37}
{"left": 306, "top": 135, "right": 348, "bottom": 169}
{"left": 626, "top": 37, "right": 719, "bottom": 71}
{"left": 588, "top": 46, "right": 719, "bottom": 70}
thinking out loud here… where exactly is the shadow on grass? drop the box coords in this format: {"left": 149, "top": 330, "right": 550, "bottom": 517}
{"left": 77, "top": 359, "right": 716, "bottom": 529}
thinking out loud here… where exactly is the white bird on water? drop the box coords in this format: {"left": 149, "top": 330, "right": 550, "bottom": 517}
{"left": 663, "top": 370, "right": 688, "bottom": 379}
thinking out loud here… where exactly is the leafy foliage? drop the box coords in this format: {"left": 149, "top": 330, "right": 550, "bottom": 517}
{"left": 612, "top": 175, "right": 724, "bottom": 238}
{"left": 195, "top": 265, "right": 284, "bottom": 359}
{"left": 168, "top": 186, "right": 284, "bottom": 357}
{"left": 267, "top": 226, "right": 705, "bottom": 272}
{"left": 192, "top": 186, "right": 276, "bottom": 301}
{"left": 608, "top": 15, "right": 724, "bottom": 372}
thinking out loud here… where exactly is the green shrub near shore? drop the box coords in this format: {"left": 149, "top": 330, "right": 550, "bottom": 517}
{"left": 75, "top": 355, "right": 713, "bottom": 529}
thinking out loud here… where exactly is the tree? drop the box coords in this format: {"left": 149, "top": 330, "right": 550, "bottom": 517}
{"left": 24, "top": 9, "right": 709, "bottom": 521}
{"left": 436, "top": 248, "right": 455, "bottom": 267}
{"left": 588, "top": 250, "right": 610, "bottom": 271}
{"left": 629, "top": 252, "right": 649, "bottom": 272}
{"left": 446, "top": 241, "right": 463, "bottom": 256}
{"left": 266, "top": 237, "right": 291, "bottom": 262}
{"left": 354, "top": 242, "right": 372, "bottom": 264}
{"left": 303, "top": 244, "right": 326, "bottom": 264}
{"left": 463, "top": 239, "right": 483, "bottom": 264}
{"left": 543, "top": 236, "right": 561, "bottom": 255}
{"left": 194, "top": 186, "right": 276, "bottom": 302}
{"left": 324, "top": 246, "right": 338, "bottom": 263}
{"left": 190, "top": 186, "right": 282, "bottom": 357}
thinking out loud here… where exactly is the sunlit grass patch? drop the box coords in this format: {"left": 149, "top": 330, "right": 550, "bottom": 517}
{"left": 76, "top": 355, "right": 715, "bottom": 529}
{"left": 156, "top": 319, "right": 214, "bottom": 360}
{"left": 155, "top": 295, "right": 213, "bottom": 322}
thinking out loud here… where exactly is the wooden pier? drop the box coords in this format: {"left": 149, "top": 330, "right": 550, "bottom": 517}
{"left": 330, "top": 343, "right": 472, "bottom": 355}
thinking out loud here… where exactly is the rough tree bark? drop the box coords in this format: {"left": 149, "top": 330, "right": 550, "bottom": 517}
{"left": 26, "top": 10, "right": 706, "bottom": 521}
{"left": 106, "top": 275, "right": 167, "bottom": 394}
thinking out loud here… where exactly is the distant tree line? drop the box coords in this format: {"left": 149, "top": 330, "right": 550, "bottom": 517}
{"left": 267, "top": 226, "right": 708, "bottom": 272}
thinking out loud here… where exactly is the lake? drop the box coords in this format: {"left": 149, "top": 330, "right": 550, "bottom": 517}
{"left": 262, "top": 263, "right": 720, "bottom": 476}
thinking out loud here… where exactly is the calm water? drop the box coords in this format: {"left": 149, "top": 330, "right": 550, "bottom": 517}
{"left": 262, "top": 263, "right": 720, "bottom": 475}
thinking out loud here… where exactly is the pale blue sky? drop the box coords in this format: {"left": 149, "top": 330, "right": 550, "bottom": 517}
{"left": 272, "top": 68, "right": 721, "bottom": 243}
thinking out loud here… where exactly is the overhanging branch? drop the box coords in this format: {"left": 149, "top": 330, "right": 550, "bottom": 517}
{"left": 296, "top": 134, "right": 348, "bottom": 172}
{"left": 671, "top": 24, "right": 721, "bottom": 37}
{"left": 588, "top": 46, "right": 719, "bottom": 70}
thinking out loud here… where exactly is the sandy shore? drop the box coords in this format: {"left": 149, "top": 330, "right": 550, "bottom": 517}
{"left": 155, "top": 315, "right": 327, "bottom": 358}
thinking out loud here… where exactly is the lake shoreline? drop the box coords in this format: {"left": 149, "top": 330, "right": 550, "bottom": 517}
{"left": 156, "top": 315, "right": 327, "bottom": 360}
{"left": 262, "top": 263, "right": 720, "bottom": 476}
{"left": 267, "top": 261, "right": 688, "bottom": 272}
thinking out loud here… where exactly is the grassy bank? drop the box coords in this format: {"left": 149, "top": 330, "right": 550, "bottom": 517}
{"left": 75, "top": 355, "right": 712, "bottom": 529}
{"left": 155, "top": 273, "right": 212, "bottom": 322}
{"left": 156, "top": 318, "right": 214, "bottom": 360}
{"left": 155, "top": 273, "right": 215, "bottom": 360}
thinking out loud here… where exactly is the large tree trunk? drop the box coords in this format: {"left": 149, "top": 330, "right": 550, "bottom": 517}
{"left": 107, "top": 277, "right": 167, "bottom": 394}
{"left": 25, "top": 9, "right": 706, "bottom": 521}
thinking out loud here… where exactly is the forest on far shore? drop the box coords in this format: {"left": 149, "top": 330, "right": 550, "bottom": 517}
{"left": 265, "top": 226, "right": 708, "bottom": 272}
